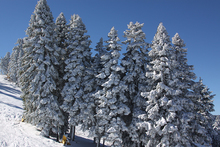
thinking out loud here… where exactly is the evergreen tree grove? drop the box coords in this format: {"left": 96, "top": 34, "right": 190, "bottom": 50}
{"left": 3, "top": 0, "right": 216, "bottom": 145}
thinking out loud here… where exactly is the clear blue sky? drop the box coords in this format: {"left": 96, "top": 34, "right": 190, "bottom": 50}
{"left": 0, "top": 0, "right": 219, "bottom": 115}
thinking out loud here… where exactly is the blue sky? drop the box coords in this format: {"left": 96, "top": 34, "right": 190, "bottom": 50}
{"left": 0, "top": 0, "right": 219, "bottom": 114}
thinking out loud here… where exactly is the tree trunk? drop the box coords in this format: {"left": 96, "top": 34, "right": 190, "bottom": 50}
{"left": 93, "top": 137, "right": 96, "bottom": 143}
{"left": 102, "top": 139, "right": 105, "bottom": 147}
{"left": 96, "top": 137, "right": 100, "bottom": 147}
{"left": 56, "top": 126, "right": 60, "bottom": 142}
{"left": 70, "top": 125, "right": 75, "bottom": 141}
{"left": 137, "top": 142, "right": 144, "bottom": 147}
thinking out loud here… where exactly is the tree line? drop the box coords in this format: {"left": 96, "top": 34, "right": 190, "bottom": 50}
{"left": 0, "top": 0, "right": 219, "bottom": 146}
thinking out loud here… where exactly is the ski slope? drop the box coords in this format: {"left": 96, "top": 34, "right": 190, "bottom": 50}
{"left": 0, "top": 75, "right": 107, "bottom": 147}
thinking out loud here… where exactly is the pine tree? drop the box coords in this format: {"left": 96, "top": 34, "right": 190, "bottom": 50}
{"left": 92, "top": 38, "right": 107, "bottom": 93}
{"left": 121, "top": 22, "right": 149, "bottom": 147}
{"left": 213, "top": 115, "right": 220, "bottom": 146}
{"left": 55, "top": 12, "right": 69, "bottom": 137}
{"left": 17, "top": 40, "right": 24, "bottom": 87}
{"left": 191, "top": 78, "right": 215, "bottom": 145}
{"left": 139, "top": 23, "right": 204, "bottom": 146}
{"left": 172, "top": 33, "right": 214, "bottom": 146}
{"left": 93, "top": 27, "right": 130, "bottom": 147}
{"left": 55, "top": 12, "right": 68, "bottom": 80}
{"left": 0, "top": 52, "right": 10, "bottom": 75}
{"left": 18, "top": 0, "right": 65, "bottom": 137}
{"left": 60, "top": 14, "right": 92, "bottom": 140}
{"left": 171, "top": 33, "right": 196, "bottom": 85}
{"left": 80, "top": 38, "right": 96, "bottom": 136}
{"left": 93, "top": 38, "right": 107, "bottom": 68}
{"left": 8, "top": 39, "right": 23, "bottom": 83}
{"left": 89, "top": 38, "right": 107, "bottom": 146}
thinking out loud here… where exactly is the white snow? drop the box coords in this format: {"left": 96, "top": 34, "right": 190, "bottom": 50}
{"left": 0, "top": 75, "right": 109, "bottom": 147}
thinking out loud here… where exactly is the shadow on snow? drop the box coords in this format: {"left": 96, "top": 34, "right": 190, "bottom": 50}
{"left": 69, "top": 135, "right": 108, "bottom": 147}
{"left": 0, "top": 90, "right": 22, "bottom": 101}
{"left": 0, "top": 81, "right": 21, "bottom": 95}
{"left": 0, "top": 100, "right": 23, "bottom": 110}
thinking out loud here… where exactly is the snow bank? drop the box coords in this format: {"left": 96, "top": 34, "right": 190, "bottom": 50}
{"left": 0, "top": 75, "right": 108, "bottom": 147}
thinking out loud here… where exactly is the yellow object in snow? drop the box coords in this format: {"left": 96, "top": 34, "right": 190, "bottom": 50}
{"left": 60, "top": 135, "right": 71, "bottom": 145}
{"left": 61, "top": 135, "right": 67, "bottom": 145}
{"left": 21, "top": 118, "right": 25, "bottom": 122}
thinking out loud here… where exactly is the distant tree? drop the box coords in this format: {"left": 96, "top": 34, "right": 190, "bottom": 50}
{"left": 17, "top": 40, "right": 24, "bottom": 87}
{"left": 92, "top": 38, "right": 107, "bottom": 69}
{"left": 121, "top": 22, "right": 149, "bottom": 147}
{"left": 0, "top": 52, "right": 10, "bottom": 75}
{"left": 60, "top": 14, "right": 92, "bottom": 140}
{"left": 18, "top": 0, "right": 65, "bottom": 138}
{"left": 8, "top": 39, "right": 23, "bottom": 83}
{"left": 93, "top": 27, "right": 130, "bottom": 147}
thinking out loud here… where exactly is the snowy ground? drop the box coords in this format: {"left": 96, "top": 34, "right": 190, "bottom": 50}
{"left": 0, "top": 75, "right": 108, "bottom": 147}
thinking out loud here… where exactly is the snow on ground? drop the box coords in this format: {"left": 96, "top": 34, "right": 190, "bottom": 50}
{"left": 0, "top": 75, "right": 108, "bottom": 147}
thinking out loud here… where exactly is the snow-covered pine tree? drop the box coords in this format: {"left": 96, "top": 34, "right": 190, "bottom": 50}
{"left": 55, "top": 12, "right": 68, "bottom": 52}
{"left": 92, "top": 38, "right": 107, "bottom": 94}
{"left": 121, "top": 22, "right": 149, "bottom": 147}
{"left": 93, "top": 38, "right": 107, "bottom": 69}
{"left": 55, "top": 12, "right": 68, "bottom": 81}
{"left": 8, "top": 39, "right": 23, "bottom": 84}
{"left": 0, "top": 58, "right": 2, "bottom": 74}
{"left": 213, "top": 115, "right": 220, "bottom": 146}
{"left": 172, "top": 33, "right": 214, "bottom": 146}
{"left": 60, "top": 14, "right": 92, "bottom": 140}
{"left": 80, "top": 40, "right": 96, "bottom": 136}
{"left": 17, "top": 40, "right": 24, "bottom": 87}
{"left": 89, "top": 38, "right": 107, "bottom": 146}
{"left": 0, "top": 52, "right": 10, "bottom": 75}
{"left": 18, "top": 0, "right": 65, "bottom": 138}
{"left": 139, "top": 23, "right": 203, "bottom": 146}
{"left": 93, "top": 27, "right": 130, "bottom": 147}
{"left": 214, "top": 115, "right": 220, "bottom": 132}
{"left": 191, "top": 78, "right": 215, "bottom": 145}
{"left": 171, "top": 33, "right": 196, "bottom": 85}
{"left": 55, "top": 12, "right": 69, "bottom": 137}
